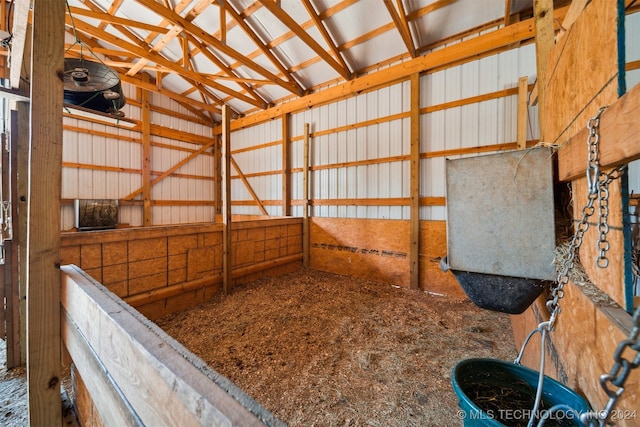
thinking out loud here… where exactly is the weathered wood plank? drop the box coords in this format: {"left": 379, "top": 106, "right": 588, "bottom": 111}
{"left": 533, "top": 0, "right": 555, "bottom": 140}
{"left": 557, "top": 81, "right": 640, "bottom": 182}
{"left": 27, "top": 1, "right": 65, "bottom": 424}
{"left": 543, "top": 0, "right": 619, "bottom": 146}
{"left": 61, "top": 311, "right": 144, "bottom": 426}
{"left": 61, "top": 265, "right": 275, "bottom": 426}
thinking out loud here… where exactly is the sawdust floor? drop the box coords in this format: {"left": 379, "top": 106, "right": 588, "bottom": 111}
{"left": 156, "top": 268, "right": 518, "bottom": 427}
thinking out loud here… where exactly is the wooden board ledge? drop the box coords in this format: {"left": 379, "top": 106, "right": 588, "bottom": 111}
{"left": 558, "top": 82, "right": 640, "bottom": 182}
{"left": 60, "top": 264, "right": 285, "bottom": 427}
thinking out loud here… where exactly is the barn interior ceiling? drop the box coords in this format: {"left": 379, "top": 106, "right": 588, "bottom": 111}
{"left": 5, "top": 0, "right": 572, "bottom": 122}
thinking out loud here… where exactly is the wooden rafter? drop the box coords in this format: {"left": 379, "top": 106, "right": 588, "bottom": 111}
{"left": 136, "top": 0, "right": 301, "bottom": 96}
{"left": 119, "top": 74, "right": 220, "bottom": 116}
{"left": 300, "top": 0, "right": 352, "bottom": 78}
{"left": 384, "top": 0, "right": 415, "bottom": 57}
{"left": 67, "top": 16, "right": 266, "bottom": 109}
{"left": 256, "top": 0, "right": 350, "bottom": 80}
{"left": 184, "top": 33, "right": 270, "bottom": 107}
{"left": 68, "top": 6, "right": 170, "bottom": 34}
{"left": 221, "top": 0, "right": 305, "bottom": 94}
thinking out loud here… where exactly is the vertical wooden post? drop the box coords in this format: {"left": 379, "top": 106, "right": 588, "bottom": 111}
{"left": 16, "top": 102, "right": 29, "bottom": 365}
{"left": 281, "top": 113, "right": 291, "bottom": 217}
{"left": 27, "top": 0, "right": 65, "bottom": 424}
{"left": 517, "top": 76, "right": 529, "bottom": 150}
{"left": 222, "top": 106, "right": 232, "bottom": 293}
{"left": 409, "top": 73, "right": 420, "bottom": 290}
{"left": 214, "top": 134, "right": 222, "bottom": 218}
{"left": 141, "top": 74, "right": 152, "bottom": 226}
{"left": 3, "top": 116, "right": 21, "bottom": 368}
{"left": 533, "top": 0, "right": 554, "bottom": 141}
{"left": 303, "top": 123, "right": 310, "bottom": 268}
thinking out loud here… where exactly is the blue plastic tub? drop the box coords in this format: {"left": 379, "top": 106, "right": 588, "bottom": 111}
{"left": 452, "top": 358, "right": 591, "bottom": 426}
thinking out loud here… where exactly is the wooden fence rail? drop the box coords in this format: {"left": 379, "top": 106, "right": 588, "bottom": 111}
{"left": 61, "top": 264, "right": 284, "bottom": 427}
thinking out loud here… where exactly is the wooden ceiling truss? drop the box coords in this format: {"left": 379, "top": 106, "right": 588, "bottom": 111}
{"left": 2, "top": 0, "right": 575, "bottom": 122}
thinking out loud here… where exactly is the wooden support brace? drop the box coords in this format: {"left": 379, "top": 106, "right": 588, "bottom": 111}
{"left": 230, "top": 157, "right": 269, "bottom": 216}
{"left": 303, "top": 123, "right": 310, "bottom": 269}
{"left": 282, "top": 114, "right": 291, "bottom": 217}
{"left": 222, "top": 106, "right": 232, "bottom": 294}
{"left": 517, "top": 76, "right": 529, "bottom": 150}
{"left": 141, "top": 74, "right": 152, "bottom": 226}
{"left": 409, "top": 73, "right": 420, "bottom": 290}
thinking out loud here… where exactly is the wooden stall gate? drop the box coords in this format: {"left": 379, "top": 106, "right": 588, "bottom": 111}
{"left": 61, "top": 264, "right": 286, "bottom": 427}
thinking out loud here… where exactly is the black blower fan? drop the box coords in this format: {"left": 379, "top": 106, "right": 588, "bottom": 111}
{"left": 63, "top": 58, "right": 126, "bottom": 117}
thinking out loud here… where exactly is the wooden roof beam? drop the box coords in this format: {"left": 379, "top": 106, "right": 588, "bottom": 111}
{"left": 67, "top": 16, "right": 266, "bottom": 109}
{"left": 300, "top": 0, "right": 352, "bottom": 78}
{"left": 221, "top": 0, "right": 306, "bottom": 93}
{"left": 119, "top": 73, "right": 221, "bottom": 116}
{"left": 68, "top": 6, "right": 171, "bottom": 34}
{"left": 383, "top": 0, "right": 416, "bottom": 57}
{"left": 256, "top": 0, "right": 350, "bottom": 80}
{"left": 185, "top": 33, "right": 271, "bottom": 108}
{"left": 136, "top": 0, "right": 302, "bottom": 96}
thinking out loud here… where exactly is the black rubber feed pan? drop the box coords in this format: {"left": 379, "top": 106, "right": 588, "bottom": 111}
{"left": 450, "top": 269, "right": 546, "bottom": 314}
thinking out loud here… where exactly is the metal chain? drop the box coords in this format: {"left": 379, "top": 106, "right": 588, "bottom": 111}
{"left": 581, "top": 305, "right": 640, "bottom": 426}
{"left": 544, "top": 106, "right": 639, "bottom": 426}
{"left": 547, "top": 107, "right": 615, "bottom": 327}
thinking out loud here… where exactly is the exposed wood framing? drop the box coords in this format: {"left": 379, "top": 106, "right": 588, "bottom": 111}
{"left": 533, "top": 0, "right": 555, "bottom": 141}
{"left": 227, "top": 14, "right": 541, "bottom": 130}
{"left": 214, "top": 134, "right": 222, "bottom": 215}
{"left": 1, "top": 123, "right": 19, "bottom": 368}
{"left": 282, "top": 114, "right": 291, "bottom": 216}
{"left": 27, "top": 0, "right": 65, "bottom": 424}
{"left": 9, "top": 0, "right": 30, "bottom": 89}
{"left": 303, "top": 123, "right": 310, "bottom": 268}
{"left": 122, "top": 140, "right": 215, "bottom": 201}
{"left": 384, "top": 0, "right": 415, "bottom": 57}
{"left": 61, "top": 265, "right": 272, "bottom": 426}
{"left": 557, "top": 82, "right": 640, "bottom": 182}
{"left": 517, "top": 76, "right": 529, "bottom": 150}
{"left": 257, "top": 0, "right": 349, "bottom": 80}
{"left": 230, "top": 157, "right": 269, "bottom": 216}
{"left": 141, "top": 75, "right": 152, "bottom": 226}
{"left": 300, "top": 0, "right": 351, "bottom": 77}
{"left": 409, "top": 73, "right": 420, "bottom": 290}
{"left": 222, "top": 105, "right": 232, "bottom": 294}
{"left": 15, "top": 103, "right": 29, "bottom": 366}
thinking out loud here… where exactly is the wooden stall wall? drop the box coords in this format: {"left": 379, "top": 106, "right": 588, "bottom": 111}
{"left": 228, "top": 42, "right": 540, "bottom": 222}
{"left": 511, "top": 1, "right": 639, "bottom": 422}
{"left": 60, "top": 218, "right": 302, "bottom": 321}
{"left": 310, "top": 217, "right": 463, "bottom": 298}
{"left": 61, "top": 81, "right": 216, "bottom": 229}
{"left": 61, "top": 265, "right": 281, "bottom": 427}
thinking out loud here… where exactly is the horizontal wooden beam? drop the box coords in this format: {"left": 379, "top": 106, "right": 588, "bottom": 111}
{"left": 557, "top": 82, "right": 640, "bottom": 182}
{"left": 224, "top": 11, "right": 547, "bottom": 131}
{"left": 60, "top": 265, "right": 274, "bottom": 426}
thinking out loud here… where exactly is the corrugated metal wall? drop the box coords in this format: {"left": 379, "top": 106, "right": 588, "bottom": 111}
{"left": 62, "top": 82, "right": 215, "bottom": 229}
{"left": 231, "top": 43, "right": 539, "bottom": 221}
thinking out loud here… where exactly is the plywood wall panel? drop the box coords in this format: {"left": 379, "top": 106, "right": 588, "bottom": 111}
{"left": 310, "top": 217, "right": 411, "bottom": 286}
{"left": 543, "top": 0, "right": 619, "bottom": 145}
